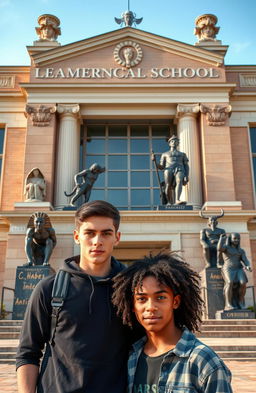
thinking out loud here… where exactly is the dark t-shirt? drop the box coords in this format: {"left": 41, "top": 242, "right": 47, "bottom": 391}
{"left": 132, "top": 351, "right": 168, "bottom": 393}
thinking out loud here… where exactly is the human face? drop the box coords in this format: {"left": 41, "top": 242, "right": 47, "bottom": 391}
{"left": 74, "top": 216, "right": 120, "bottom": 274}
{"left": 133, "top": 276, "right": 181, "bottom": 335}
{"left": 231, "top": 233, "right": 240, "bottom": 247}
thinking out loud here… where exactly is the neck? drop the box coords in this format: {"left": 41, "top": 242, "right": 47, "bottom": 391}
{"left": 79, "top": 257, "right": 112, "bottom": 277}
{"left": 144, "top": 325, "right": 182, "bottom": 356}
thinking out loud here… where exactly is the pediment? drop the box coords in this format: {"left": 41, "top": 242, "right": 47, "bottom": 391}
{"left": 29, "top": 28, "right": 226, "bottom": 84}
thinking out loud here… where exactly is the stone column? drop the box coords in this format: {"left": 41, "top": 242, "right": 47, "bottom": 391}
{"left": 176, "top": 104, "right": 202, "bottom": 209}
{"left": 55, "top": 104, "right": 80, "bottom": 207}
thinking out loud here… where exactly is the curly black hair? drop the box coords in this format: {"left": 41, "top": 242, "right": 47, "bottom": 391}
{"left": 112, "top": 252, "right": 204, "bottom": 332}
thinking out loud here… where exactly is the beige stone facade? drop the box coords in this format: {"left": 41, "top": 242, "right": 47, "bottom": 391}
{"left": 1, "top": 17, "right": 256, "bottom": 315}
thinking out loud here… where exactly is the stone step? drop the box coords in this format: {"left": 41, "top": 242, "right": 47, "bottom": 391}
{"left": 210, "top": 345, "right": 256, "bottom": 352}
{"left": 0, "top": 332, "right": 20, "bottom": 339}
{"left": 0, "top": 327, "right": 21, "bottom": 332}
{"left": 0, "top": 320, "right": 23, "bottom": 326}
{"left": 216, "top": 350, "right": 256, "bottom": 359}
{"left": 202, "top": 319, "right": 256, "bottom": 325}
{"left": 0, "top": 358, "right": 16, "bottom": 364}
{"left": 197, "top": 330, "right": 256, "bottom": 338}
{"left": 0, "top": 347, "right": 17, "bottom": 352}
{"left": 201, "top": 324, "right": 256, "bottom": 331}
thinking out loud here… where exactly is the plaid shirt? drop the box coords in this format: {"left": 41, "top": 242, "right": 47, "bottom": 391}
{"left": 127, "top": 328, "right": 232, "bottom": 393}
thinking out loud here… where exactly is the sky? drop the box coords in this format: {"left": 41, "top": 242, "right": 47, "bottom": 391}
{"left": 0, "top": 0, "right": 255, "bottom": 66}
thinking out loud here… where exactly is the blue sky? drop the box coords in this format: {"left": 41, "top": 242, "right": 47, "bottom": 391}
{"left": 0, "top": 0, "right": 255, "bottom": 66}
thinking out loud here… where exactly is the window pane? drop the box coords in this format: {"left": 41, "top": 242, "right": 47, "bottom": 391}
{"left": 108, "top": 172, "right": 128, "bottom": 187}
{"left": 131, "top": 171, "right": 150, "bottom": 187}
{"left": 131, "top": 139, "right": 149, "bottom": 153}
{"left": 108, "top": 155, "right": 127, "bottom": 170}
{"left": 108, "top": 125, "right": 127, "bottom": 136}
{"left": 108, "top": 189, "right": 128, "bottom": 206}
{"left": 152, "top": 125, "right": 171, "bottom": 137}
{"left": 90, "top": 189, "right": 105, "bottom": 201}
{"left": 108, "top": 139, "right": 127, "bottom": 153}
{"left": 131, "top": 189, "right": 150, "bottom": 205}
{"left": 0, "top": 158, "right": 2, "bottom": 176}
{"left": 87, "top": 125, "right": 105, "bottom": 136}
{"left": 86, "top": 139, "right": 105, "bottom": 153}
{"left": 0, "top": 129, "right": 5, "bottom": 153}
{"left": 253, "top": 157, "right": 256, "bottom": 185}
{"left": 85, "top": 155, "right": 105, "bottom": 168}
{"left": 130, "top": 125, "right": 148, "bottom": 136}
{"left": 131, "top": 155, "right": 149, "bottom": 170}
{"left": 250, "top": 128, "right": 256, "bottom": 153}
{"left": 153, "top": 188, "right": 162, "bottom": 205}
{"left": 152, "top": 138, "right": 168, "bottom": 153}
{"left": 94, "top": 173, "right": 105, "bottom": 187}
{"left": 153, "top": 170, "right": 164, "bottom": 187}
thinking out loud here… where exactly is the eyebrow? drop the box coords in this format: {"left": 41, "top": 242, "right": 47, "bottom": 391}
{"left": 83, "top": 228, "right": 114, "bottom": 233}
{"left": 135, "top": 290, "right": 168, "bottom": 295}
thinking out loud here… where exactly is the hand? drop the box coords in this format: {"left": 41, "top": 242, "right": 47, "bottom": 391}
{"left": 245, "top": 266, "right": 252, "bottom": 272}
{"left": 220, "top": 233, "right": 226, "bottom": 239}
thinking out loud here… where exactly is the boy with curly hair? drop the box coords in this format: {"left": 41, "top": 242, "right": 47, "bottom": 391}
{"left": 112, "top": 252, "right": 232, "bottom": 393}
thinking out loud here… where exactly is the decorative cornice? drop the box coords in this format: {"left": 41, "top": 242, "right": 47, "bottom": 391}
{"left": 176, "top": 103, "right": 200, "bottom": 118}
{"left": 57, "top": 104, "right": 80, "bottom": 117}
{"left": 0, "top": 75, "right": 15, "bottom": 88}
{"left": 200, "top": 104, "right": 232, "bottom": 126}
{"left": 25, "top": 104, "right": 56, "bottom": 126}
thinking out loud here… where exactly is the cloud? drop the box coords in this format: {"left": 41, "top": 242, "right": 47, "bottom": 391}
{"left": 232, "top": 42, "right": 251, "bottom": 54}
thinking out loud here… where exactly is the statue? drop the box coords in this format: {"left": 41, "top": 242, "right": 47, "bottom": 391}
{"left": 35, "top": 14, "right": 61, "bottom": 41}
{"left": 25, "top": 212, "right": 57, "bottom": 266}
{"left": 199, "top": 208, "right": 225, "bottom": 268}
{"left": 151, "top": 135, "right": 189, "bottom": 205}
{"left": 64, "top": 163, "right": 105, "bottom": 207}
{"left": 115, "top": 10, "right": 143, "bottom": 27}
{"left": 217, "top": 233, "right": 252, "bottom": 310}
{"left": 24, "top": 168, "right": 46, "bottom": 202}
{"left": 194, "top": 14, "right": 220, "bottom": 42}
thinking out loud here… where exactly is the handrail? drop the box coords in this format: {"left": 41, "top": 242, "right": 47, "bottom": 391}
{"left": 0, "top": 286, "right": 14, "bottom": 319}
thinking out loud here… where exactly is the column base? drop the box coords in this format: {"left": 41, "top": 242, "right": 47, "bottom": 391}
{"left": 203, "top": 201, "right": 242, "bottom": 211}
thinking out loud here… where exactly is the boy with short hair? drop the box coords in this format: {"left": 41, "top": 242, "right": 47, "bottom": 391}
{"left": 17, "top": 200, "right": 130, "bottom": 393}
{"left": 112, "top": 252, "right": 233, "bottom": 393}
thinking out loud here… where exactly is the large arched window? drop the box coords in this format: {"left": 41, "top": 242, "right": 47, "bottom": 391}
{"left": 0, "top": 128, "right": 5, "bottom": 179}
{"left": 80, "top": 120, "right": 176, "bottom": 209}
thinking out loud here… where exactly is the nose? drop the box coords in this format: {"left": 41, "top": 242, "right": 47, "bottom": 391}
{"left": 145, "top": 298, "right": 158, "bottom": 312}
{"left": 92, "top": 234, "right": 103, "bottom": 246}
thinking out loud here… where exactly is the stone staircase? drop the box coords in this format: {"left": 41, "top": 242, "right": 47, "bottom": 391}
{"left": 0, "top": 319, "right": 256, "bottom": 363}
{"left": 197, "top": 319, "right": 256, "bottom": 361}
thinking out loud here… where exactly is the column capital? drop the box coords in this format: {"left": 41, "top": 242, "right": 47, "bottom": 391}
{"left": 200, "top": 104, "right": 232, "bottom": 126}
{"left": 57, "top": 104, "right": 80, "bottom": 117}
{"left": 25, "top": 104, "right": 56, "bottom": 127}
{"left": 176, "top": 104, "right": 200, "bottom": 119}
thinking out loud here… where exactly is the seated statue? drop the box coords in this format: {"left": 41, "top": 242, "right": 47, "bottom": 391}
{"left": 24, "top": 168, "right": 46, "bottom": 202}
{"left": 199, "top": 209, "right": 225, "bottom": 268}
{"left": 64, "top": 163, "right": 105, "bottom": 207}
{"left": 24, "top": 212, "right": 57, "bottom": 266}
{"left": 217, "top": 233, "right": 252, "bottom": 310}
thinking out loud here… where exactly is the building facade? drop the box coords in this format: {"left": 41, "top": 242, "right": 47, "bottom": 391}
{"left": 0, "top": 14, "right": 256, "bottom": 314}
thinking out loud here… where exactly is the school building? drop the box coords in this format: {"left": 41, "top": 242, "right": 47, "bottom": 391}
{"left": 0, "top": 13, "right": 256, "bottom": 314}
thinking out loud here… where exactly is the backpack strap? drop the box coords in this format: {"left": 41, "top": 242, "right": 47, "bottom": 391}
{"left": 50, "top": 269, "right": 70, "bottom": 345}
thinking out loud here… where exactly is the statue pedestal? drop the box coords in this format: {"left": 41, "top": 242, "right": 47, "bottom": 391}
{"left": 14, "top": 202, "right": 53, "bottom": 211}
{"left": 216, "top": 309, "right": 255, "bottom": 320}
{"left": 12, "top": 265, "right": 55, "bottom": 320}
{"left": 201, "top": 267, "right": 224, "bottom": 319}
{"left": 156, "top": 205, "right": 193, "bottom": 211}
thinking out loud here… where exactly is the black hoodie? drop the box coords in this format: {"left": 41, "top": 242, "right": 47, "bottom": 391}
{"left": 16, "top": 256, "right": 130, "bottom": 393}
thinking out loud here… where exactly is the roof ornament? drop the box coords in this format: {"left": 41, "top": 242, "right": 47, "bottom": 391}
{"left": 115, "top": 0, "right": 143, "bottom": 27}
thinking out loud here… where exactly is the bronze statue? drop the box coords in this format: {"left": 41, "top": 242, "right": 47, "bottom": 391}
{"left": 152, "top": 135, "right": 189, "bottom": 205}
{"left": 217, "top": 233, "right": 252, "bottom": 310}
{"left": 64, "top": 163, "right": 105, "bottom": 207}
{"left": 199, "top": 208, "right": 225, "bottom": 268}
{"left": 24, "top": 168, "right": 46, "bottom": 202}
{"left": 25, "top": 212, "right": 56, "bottom": 266}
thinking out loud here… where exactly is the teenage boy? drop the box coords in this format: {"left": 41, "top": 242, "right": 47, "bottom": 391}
{"left": 16, "top": 200, "right": 130, "bottom": 393}
{"left": 112, "top": 252, "right": 233, "bottom": 393}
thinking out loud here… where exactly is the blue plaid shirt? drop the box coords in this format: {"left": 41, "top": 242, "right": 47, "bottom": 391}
{"left": 128, "top": 328, "right": 232, "bottom": 393}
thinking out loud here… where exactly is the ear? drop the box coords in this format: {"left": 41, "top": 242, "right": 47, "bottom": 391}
{"left": 173, "top": 294, "right": 181, "bottom": 309}
{"left": 73, "top": 229, "right": 80, "bottom": 244}
{"left": 114, "top": 231, "right": 121, "bottom": 246}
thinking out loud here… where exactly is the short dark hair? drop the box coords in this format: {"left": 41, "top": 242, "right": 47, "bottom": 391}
{"left": 75, "top": 200, "right": 120, "bottom": 231}
{"left": 112, "top": 252, "right": 203, "bottom": 332}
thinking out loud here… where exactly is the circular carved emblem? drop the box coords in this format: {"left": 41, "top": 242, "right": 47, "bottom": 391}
{"left": 114, "top": 41, "right": 143, "bottom": 68}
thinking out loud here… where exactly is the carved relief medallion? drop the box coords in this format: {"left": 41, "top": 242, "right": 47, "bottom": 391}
{"left": 114, "top": 41, "right": 143, "bottom": 68}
